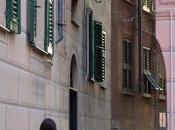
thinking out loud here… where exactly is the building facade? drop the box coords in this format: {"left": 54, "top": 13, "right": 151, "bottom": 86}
{"left": 111, "top": 0, "right": 167, "bottom": 130}
{"left": 0, "top": 0, "right": 111, "bottom": 130}
{"left": 156, "top": 1, "right": 175, "bottom": 130}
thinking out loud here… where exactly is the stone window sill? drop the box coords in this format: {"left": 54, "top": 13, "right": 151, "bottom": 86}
{"left": 31, "top": 45, "right": 53, "bottom": 65}
{"left": 122, "top": 90, "right": 134, "bottom": 96}
{"left": 124, "top": 0, "right": 134, "bottom": 5}
{"left": 0, "top": 24, "right": 10, "bottom": 32}
{"left": 159, "top": 95, "right": 166, "bottom": 100}
{"left": 143, "top": 93, "right": 151, "bottom": 98}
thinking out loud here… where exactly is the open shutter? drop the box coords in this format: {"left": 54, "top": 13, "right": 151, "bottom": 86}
{"left": 87, "top": 9, "right": 105, "bottom": 82}
{"left": 28, "top": 0, "right": 37, "bottom": 43}
{"left": 93, "top": 21, "right": 103, "bottom": 82}
{"left": 6, "top": 0, "right": 21, "bottom": 33}
{"left": 101, "top": 31, "right": 106, "bottom": 81}
{"left": 44, "top": 0, "right": 54, "bottom": 55}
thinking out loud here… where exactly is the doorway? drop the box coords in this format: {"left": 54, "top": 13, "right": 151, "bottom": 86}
{"left": 69, "top": 89, "right": 77, "bottom": 130}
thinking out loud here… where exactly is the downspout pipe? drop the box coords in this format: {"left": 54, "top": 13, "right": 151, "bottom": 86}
{"left": 138, "top": 0, "right": 143, "bottom": 93}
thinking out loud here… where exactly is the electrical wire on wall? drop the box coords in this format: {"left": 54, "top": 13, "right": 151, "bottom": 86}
{"left": 112, "top": 1, "right": 138, "bottom": 24}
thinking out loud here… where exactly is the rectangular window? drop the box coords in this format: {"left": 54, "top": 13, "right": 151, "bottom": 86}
{"left": 159, "top": 112, "right": 167, "bottom": 128}
{"left": 28, "top": 0, "right": 37, "bottom": 43}
{"left": 44, "top": 0, "right": 54, "bottom": 55}
{"left": 143, "top": 0, "right": 152, "bottom": 13}
{"left": 87, "top": 9, "right": 105, "bottom": 83}
{"left": 123, "top": 40, "right": 132, "bottom": 92}
{"left": 6, "top": 0, "right": 21, "bottom": 33}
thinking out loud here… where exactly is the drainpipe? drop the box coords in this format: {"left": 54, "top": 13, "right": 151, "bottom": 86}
{"left": 138, "top": 0, "right": 143, "bottom": 93}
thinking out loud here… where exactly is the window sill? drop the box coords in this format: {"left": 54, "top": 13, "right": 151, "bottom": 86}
{"left": 143, "top": 93, "right": 151, "bottom": 98}
{"left": 31, "top": 45, "right": 53, "bottom": 57}
{"left": 159, "top": 95, "right": 166, "bottom": 101}
{"left": 142, "top": 8, "right": 154, "bottom": 16}
{"left": 0, "top": 24, "right": 10, "bottom": 32}
{"left": 124, "top": 0, "right": 134, "bottom": 5}
{"left": 31, "top": 45, "right": 53, "bottom": 65}
{"left": 122, "top": 90, "right": 134, "bottom": 96}
{"left": 99, "top": 82, "right": 106, "bottom": 89}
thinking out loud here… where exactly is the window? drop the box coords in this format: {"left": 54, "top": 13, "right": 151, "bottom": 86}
{"left": 159, "top": 112, "right": 167, "bottom": 128}
{"left": 143, "top": 47, "right": 162, "bottom": 94}
{"left": 142, "top": 0, "right": 152, "bottom": 13}
{"left": 123, "top": 40, "right": 132, "bottom": 92}
{"left": 87, "top": 9, "right": 105, "bottom": 82}
{"left": 6, "top": 0, "right": 21, "bottom": 33}
{"left": 28, "top": 0, "right": 37, "bottom": 43}
{"left": 44, "top": 0, "right": 54, "bottom": 55}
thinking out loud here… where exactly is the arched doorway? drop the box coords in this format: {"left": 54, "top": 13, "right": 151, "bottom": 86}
{"left": 69, "top": 55, "right": 78, "bottom": 130}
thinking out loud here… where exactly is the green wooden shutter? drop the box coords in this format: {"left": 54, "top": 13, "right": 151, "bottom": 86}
{"left": 101, "top": 31, "right": 106, "bottom": 81}
{"left": 6, "top": 0, "right": 21, "bottom": 33}
{"left": 93, "top": 21, "right": 103, "bottom": 82}
{"left": 88, "top": 9, "right": 105, "bottom": 82}
{"left": 28, "top": 0, "right": 37, "bottom": 43}
{"left": 88, "top": 9, "right": 94, "bottom": 79}
{"left": 148, "top": 0, "right": 152, "bottom": 10}
{"left": 44, "top": 0, "right": 54, "bottom": 55}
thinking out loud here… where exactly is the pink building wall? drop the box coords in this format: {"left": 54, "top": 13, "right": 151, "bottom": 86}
{"left": 156, "top": 0, "right": 175, "bottom": 130}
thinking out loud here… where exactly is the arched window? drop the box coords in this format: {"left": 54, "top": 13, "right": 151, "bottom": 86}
{"left": 70, "top": 55, "right": 78, "bottom": 88}
{"left": 40, "top": 118, "right": 56, "bottom": 130}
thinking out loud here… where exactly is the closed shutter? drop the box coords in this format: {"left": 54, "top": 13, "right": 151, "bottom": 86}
{"left": 44, "top": 0, "right": 54, "bottom": 55}
{"left": 28, "top": 0, "right": 37, "bottom": 43}
{"left": 94, "top": 21, "right": 103, "bottom": 82}
{"left": 88, "top": 9, "right": 94, "bottom": 79}
{"left": 143, "top": 48, "right": 151, "bottom": 70}
{"left": 6, "top": 0, "right": 21, "bottom": 33}
{"left": 123, "top": 40, "right": 132, "bottom": 91}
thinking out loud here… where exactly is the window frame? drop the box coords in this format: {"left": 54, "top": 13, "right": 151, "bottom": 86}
{"left": 143, "top": 47, "right": 151, "bottom": 94}
{"left": 122, "top": 39, "right": 133, "bottom": 92}
{"left": 86, "top": 8, "right": 106, "bottom": 83}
